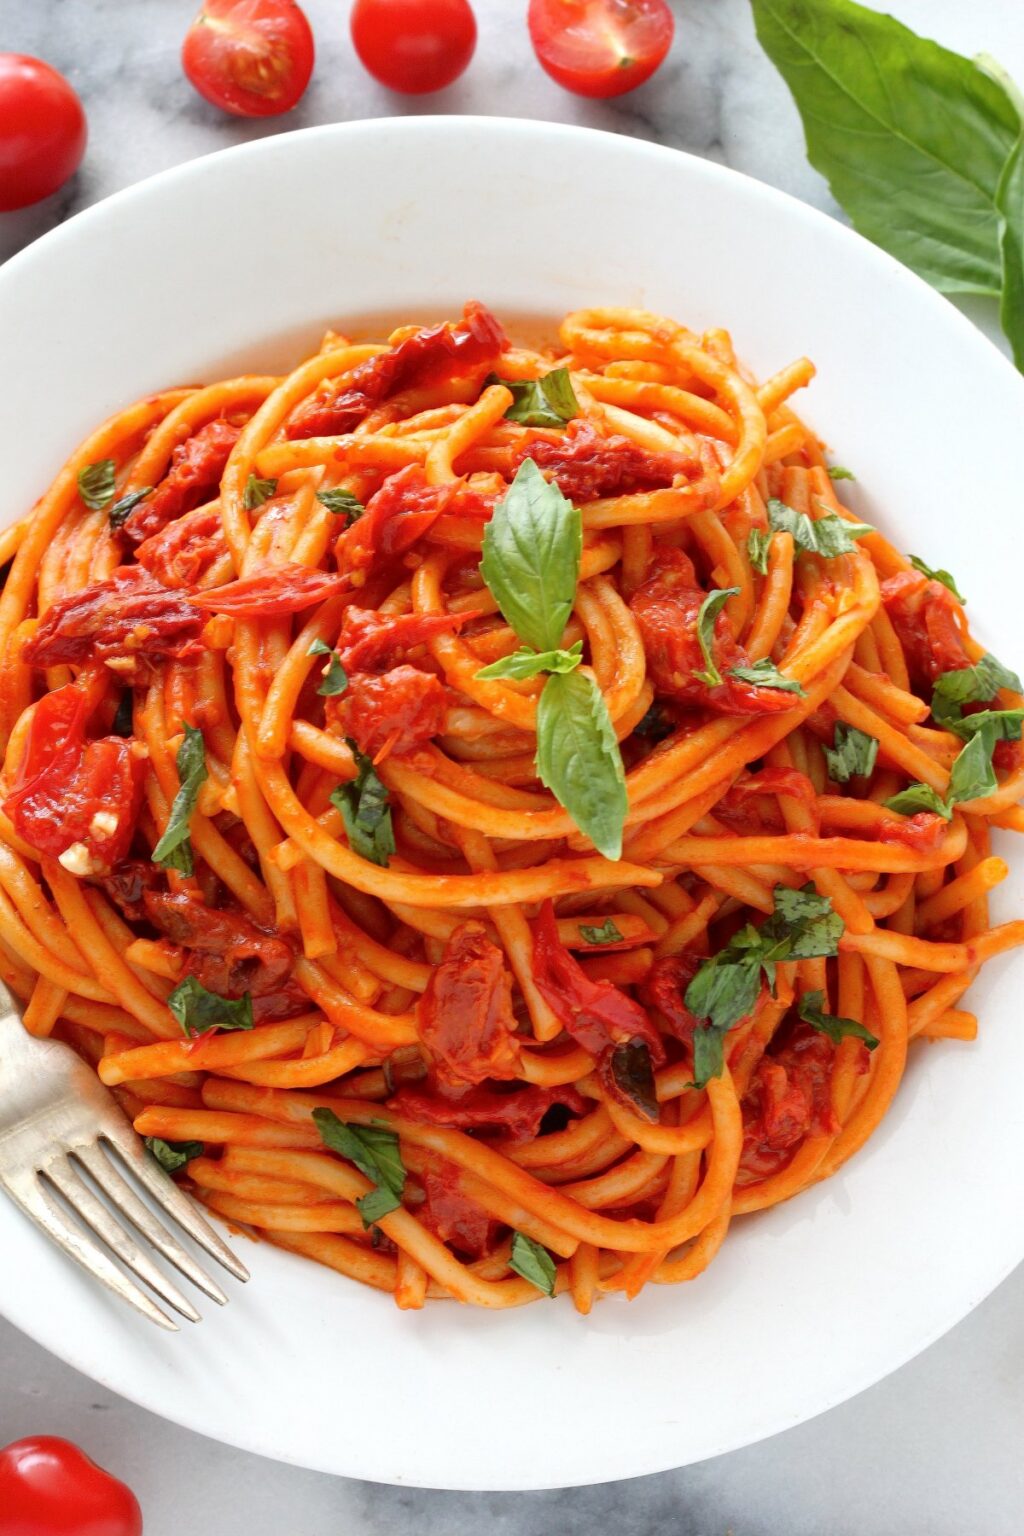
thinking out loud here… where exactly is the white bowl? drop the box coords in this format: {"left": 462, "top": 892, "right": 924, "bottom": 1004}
{"left": 1, "top": 117, "right": 1022, "bottom": 1491}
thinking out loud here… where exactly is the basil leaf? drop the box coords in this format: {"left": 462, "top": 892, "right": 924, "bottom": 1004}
{"left": 145, "top": 1137, "right": 204, "bottom": 1173}
{"left": 827, "top": 466, "right": 856, "bottom": 481}
{"left": 316, "top": 487, "right": 365, "bottom": 522}
{"left": 909, "top": 555, "right": 965, "bottom": 603}
{"left": 535, "top": 668, "right": 627, "bottom": 861}
{"left": 579, "top": 919, "right": 624, "bottom": 945}
{"left": 78, "top": 459, "right": 116, "bottom": 510}
{"left": 308, "top": 638, "right": 348, "bottom": 697}
{"left": 946, "top": 708, "right": 1024, "bottom": 742}
{"left": 931, "top": 653, "right": 1021, "bottom": 726}
{"left": 476, "top": 641, "right": 582, "bottom": 681}
{"left": 761, "top": 883, "right": 845, "bottom": 959}
{"left": 750, "top": 0, "right": 1019, "bottom": 299}
{"left": 151, "top": 723, "right": 208, "bottom": 877}
{"left": 797, "top": 990, "right": 879, "bottom": 1050}
{"left": 728, "top": 658, "right": 806, "bottom": 696}
{"left": 508, "top": 1231, "right": 557, "bottom": 1297}
{"left": 747, "top": 528, "right": 772, "bottom": 575}
{"left": 768, "top": 498, "right": 873, "bottom": 558}
{"left": 694, "top": 587, "right": 739, "bottom": 688}
{"left": 330, "top": 745, "right": 395, "bottom": 866}
{"left": 884, "top": 783, "right": 952, "bottom": 820}
{"left": 691, "top": 1024, "right": 728, "bottom": 1091}
{"left": 480, "top": 457, "right": 581, "bottom": 654}
{"left": 948, "top": 725, "right": 998, "bottom": 804}
{"left": 489, "top": 367, "right": 579, "bottom": 428}
{"left": 167, "top": 975, "right": 253, "bottom": 1038}
{"left": 313, "top": 1109, "right": 406, "bottom": 1227}
{"left": 242, "top": 474, "right": 277, "bottom": 510}
{"left": 996, "top": 112, "right": 1024, "bottom": 370}
{"left": 109, "top": 487, "right": 152, "bottom": 529}
{"left": 823, "top": 722, "right": 879, "bottom": 783}
{"left": 685, "top": 950, "right": 763, "bottom": 1037}
{"left": 607, "top": 1041, "right": 658, "bottom": 1122}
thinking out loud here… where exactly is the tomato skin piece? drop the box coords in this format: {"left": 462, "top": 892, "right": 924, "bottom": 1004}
{"left": 527, "top": 0, "right": 673, "bottom": 100}
{"left": 417, "top": 1158, "right": 494, "bottom": 1256}
{"left": 336, "top": 606, "right": 468, "bottom": 672}
{"left": 23, "top": 567, "right": 206, "bottom": 671}
{"left": 0, "top": 55, "right": 87, "bottom": 212}
{"left": 416, "top": 922, "right": 522, "bottom": 1089}
{"left": 143, "top": 890, "right": 307, "bottom": 1020}
{"left": 392, "top": 1083, "right": 587, "bottom": 1145}
{"left": 193, "top": 563, "right": 346, "bottom": 616}
{"left": 530, "top": 899, "right": 663, "bottom": 1062}
{"left": 0, "top": 1435, "right": 142, "bottom": 1536}
{"left": 880, "top": 569, "right": 970, "bottom": 686}
{"left": 350, "top": 0, "right": 477, "bottom": 96}
{"left": 333, "top": 665, "right": 449, "bottom": 758}
{"left": 182, "top": 0, "right": 314, "bottom": 118}
{"left": 515, "top": 419, "right": 692, "bottom": 502}
{"left": 123, "top": 418, "right": 241, "bottom": 544}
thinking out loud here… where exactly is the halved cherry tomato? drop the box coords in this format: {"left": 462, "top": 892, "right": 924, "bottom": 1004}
{"left": 182, "top": 0, "right": 314, "bottom": 118}
{"left": 0, "top": 54, "right": 87, "bottom": 212}
{"left": 0, "top": 1435, "right": 142, "bottom": 1536}
{"left": 350, "top": 0, "right": 477, "bottom": 95}
{"left": 527, "top": 0, "right": 674, "bottom": 99}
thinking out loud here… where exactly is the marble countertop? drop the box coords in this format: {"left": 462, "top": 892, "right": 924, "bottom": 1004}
{"left": 2, "top": 0, "right": 1023, "bottom": 1531}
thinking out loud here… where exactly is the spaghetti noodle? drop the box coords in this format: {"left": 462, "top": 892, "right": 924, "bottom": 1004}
{"left": 1, "top": 303, "right": 1021, "bottom": 1310}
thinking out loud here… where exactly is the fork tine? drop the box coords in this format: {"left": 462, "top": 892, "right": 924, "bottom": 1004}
{"left": 99, "top": 1122, "right": 250, "bottom": 1282}
{"left": 74, "top": 1141, "right": 229, "bottom": 1306}
{"left": 4, "top": 1170, "right": 178, "bottom": 1331}
{"left": 44, "top": 1155, "right": 201, "bottom": 1324}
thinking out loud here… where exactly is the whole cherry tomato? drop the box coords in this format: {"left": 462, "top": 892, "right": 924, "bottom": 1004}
{"left": 350, "top": 0, "right": 477, "bottom": 95}
{"left": 0, "top": 1436, "right": 143, "bottom": 1536}
{"left": 527, "top": 0, "right": 674, "bottom": 99}
{"left": 182, "top": 0, "right": 315, "bottom": 118}
{"left": 0, "top": 54, "right": 87, "bottom": 212}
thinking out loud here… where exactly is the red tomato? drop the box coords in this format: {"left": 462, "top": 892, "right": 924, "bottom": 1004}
{"left": 527, "top": 0, "right": 673, "bottom": 98}
{"left": 193, "top": 563, "right": 346, "bottom": 616}
{"left": 0, "top": 1435, "right": 142, "bottom": 1536}
{"left": 182, "top": 0, "right": 314, "bottom": 118}
{"left": 0, "top": 55, "right": 86, "bottom": 212}
{"left": 350, "top": 0, "right": 477, "bottom": 95}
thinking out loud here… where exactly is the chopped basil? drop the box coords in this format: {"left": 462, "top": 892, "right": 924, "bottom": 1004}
{"left": 308, "top": 638, "right": 348, "bottom": 697}
{"left": 481, "top": 458, "right": 581, "bottom": 655}
{"left": 948, "top": 726, "right": 999, "bottom": 803}
{"left": 167, "top": 975, "right": 253, "bottom": 1038}
{"left": 748, "top": 527, "right": 772, "bottom": 575}
{"left": 476, "top": 641, "right": 583, "bottom": 681}
{"left": 331, "top": 745, "right": 395, "bottom": 866}
{"left": 242, "top": 474, "right": 278, "bottom": 510}
{"left": 535, "top": 667, "right": 627, "bottom": 861}
{"left": 151, "top": 724, "right": 208, "bottom": 877}
{"left": 633, "top": 703, "right": 673, "bottom": 742}
{"left": 489, "top": 366, "right": 580, "bottom": 428}
{"left": 77, "top": 459, "right": 117, "bottom": 510}
{"left": 145, "top": 1137, "right": 204, "bottom": 1173}
{"left": 685, "top": 884, "right": 844, "bottom": 1087}
{"left": 728, "top": 658, "right": 806, "bottom": 696}
{"left": 694, "top": 587, "right": 740, "bottom": 688}
{"left": 313, "top": 1108, "right": 405, "bottom": 1226}
{"left": 108, "top": 487, "right": 152, "bottom": 529}
{"left": 508, "top": 1231, "right": 557, "bottom": 1297}
{"left": 823, "top": 722, "right": 879, "bottom": 783}
{"left": 797, "top": 990, "right": 879, "bottom": 1049}
{"left": 827, "top": 466, "right": 856, "bottom": 481}
{"left": 607, "top": 1040, "right": 659, "bottom": 1122}
{"left": 316, "top": 487, "right": 365, "bottom": 523}
{"left": 931, "top": 652, "right": 1021, "bottom": 729}
{"left": 767, "top": 497, "right": 873, "bottom": 558}
{"left": 579, "top": 919, "right": 624, "bottom": 945}
{"left": 909, "top": 554, "right": 965, "bottom": 602}
{"left": 884, "top": 782, "right": 953, "bottom": 820}
{"left": 945, "top": 708, "right": 1024, "bottom": 742}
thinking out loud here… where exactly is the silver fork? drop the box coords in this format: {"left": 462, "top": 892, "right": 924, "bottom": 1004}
{"left": 0, "top": 987, "right": 248, "bottom": 1330}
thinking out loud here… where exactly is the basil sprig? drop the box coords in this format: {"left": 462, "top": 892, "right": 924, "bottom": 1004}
{"left": 313, "top": 1108, "right": 406, "bottom": 1225}
{"left": 331, "top": 744, "right": 395, "bottom": 866}
{"left": 316, "top": 487, "right": 365, "bottom": 523}
{"left": 885, "top": 729, "right": 1001, "bottom": 820}
{"left": 909, "top": 555, "right": 965, "bottom": 603}
{"left": 167, "top": 975, "right": 253, "bottom": 1038}
{"left": 751, "top": 0, "right": 1024, "bottom": 368}
{"left": 145, "top": 1137, "right": 204, "bottom": 1173}
{"left": 488, "top": 367, "right": 580, "bottom": 428}
{"left": 479, "top": 458, "right": 627, "bottom": 860}
{"left": 768, "top": 497, "right": 873, "bottom": 558}
{"left": 797, "top": 991, "right": 879, "bottom": 1050}
{"left": 823, "top": 723, "right": 878, "bottom": 783}
{"left": 728, "top": 658, "right": 806, "bottom": 696}
{"left": 477, "top": 641, "right": 583, "bottom": 681}
{"left": 109, "top": 487, "right": 152, "bottom": 529}
{"left": 684, "top": 884, "right": 844, "bottom": 1087}
{"left": 931, "top": 653, "right": 1021, "bottom": 730}
{"left": 509, "top": 1231, "right": 557, "bottom": 1296}
{"left": 243, "top": 474, "right": 278, "bottom": 510}
{"left": 694, "top": 588, "right": 739, "bottom": 688}
{"left": 308, "top": 638, "right": 348, "bottom": 697}
{"left": 78, "top": 459, "right": 117, "bottom": 510}
{"left": 747, "top": 528, "right": 772, "bottom": 575}
{"left": 152, "top": 724, "right": 208, "bottom": 877}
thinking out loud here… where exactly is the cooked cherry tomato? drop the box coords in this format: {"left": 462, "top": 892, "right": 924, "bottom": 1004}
{"left": 182, "top": 0, "right": 314, "bottom": 118}
{"left": 527, "top": 0, "right": 674, "bottom": 99}
{"left": 0, "top": 55, "right": 87, "bottom": 212}
{"left": 192, "top": 563, "right": 346, "bottom": 616}
{"left": 350, "top": 0, "right": 477, "bottom": 95}
{"left": 416, "top": 922, "right": 521, "bottom": 1087}
{"left": 0, "top": 1435, "right": 142, "bottom": 1536}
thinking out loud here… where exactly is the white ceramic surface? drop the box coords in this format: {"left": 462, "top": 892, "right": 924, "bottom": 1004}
{"left": 0, "top": 117, "right": 1022, "bottom": 1492}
